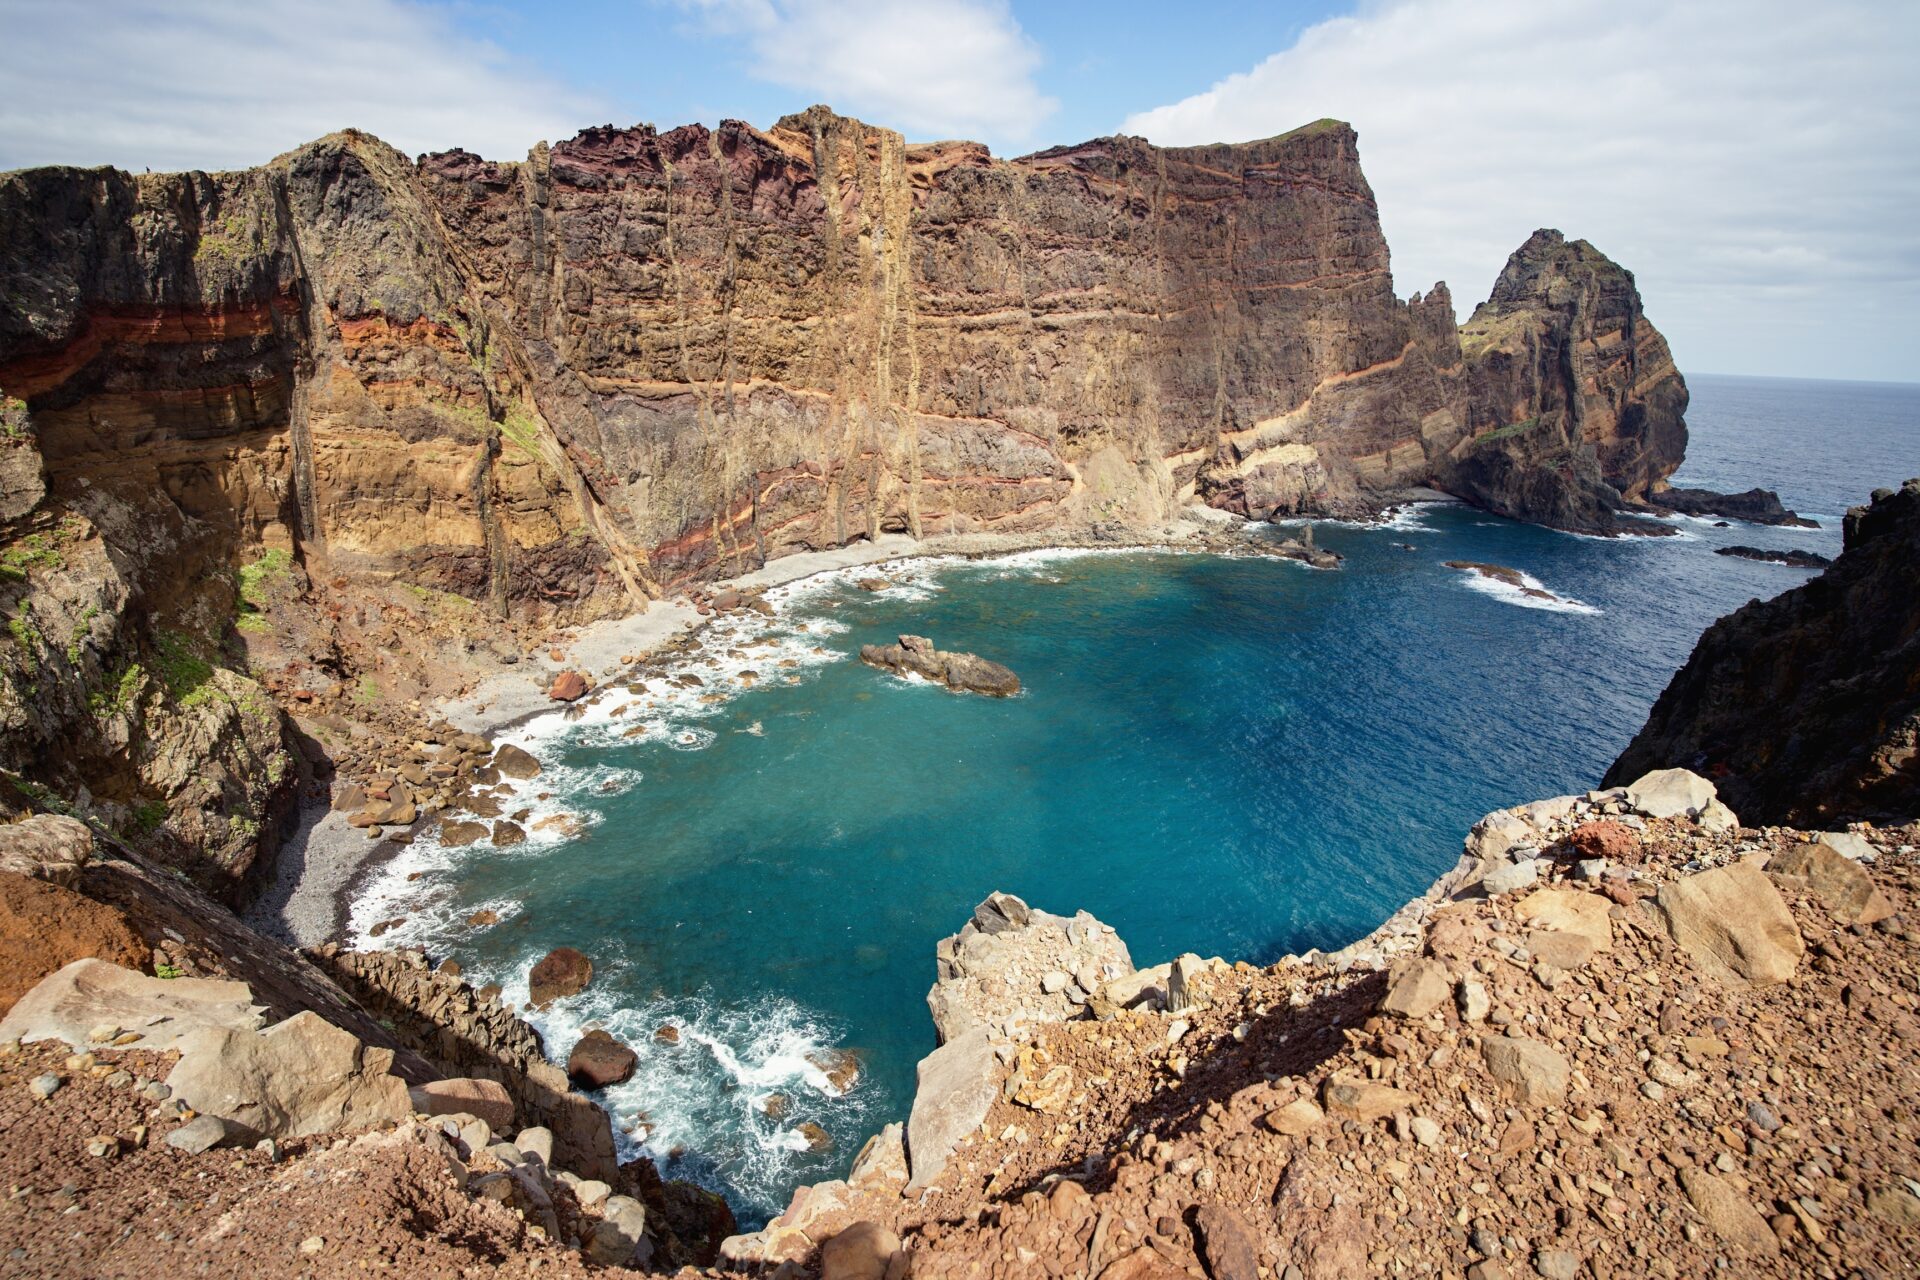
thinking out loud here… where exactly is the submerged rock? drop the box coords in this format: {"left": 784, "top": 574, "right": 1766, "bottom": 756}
{"left": 1714, "top": 544, "right": 1831, "bottom": 568}
{"left": 1445, "top": 560, "right": 1559, "bottom": 602}
{"left": 858, "top": 634, "right": 1020, "bottom": 697}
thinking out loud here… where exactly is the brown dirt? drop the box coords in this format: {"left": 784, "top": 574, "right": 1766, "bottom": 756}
{"left": 0, "top": 872, "right": 149, "bottom": 1016}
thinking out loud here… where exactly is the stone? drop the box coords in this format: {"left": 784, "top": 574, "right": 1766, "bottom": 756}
{"left": 906, "top": 1025, "right": 1000, "bottom": 1188}
{"left": 439, "top": 821, "right": 488, "bottom": 848}
{"left": 1409, "top": 1116, "right": 1442, "bottom": 1147}
{"left": 572, "top": 1178, "right": 612, "bottom": 1210}
{"left": 1480, "top": 1036, "right": 1570, "bottom": 1106}
{"left": 528, "top": 946, "right": 592, "bottom": 1004}
{"left": 1513, "top": 887, "right": 1612, "bottom": 953}
{"left": 164, "top": 1114, "right": 229, "bottom": 1154}
{"left": 1379, "top": 956, "right": 1451, "bottom": 1018}
{"left": 515, "top": 1126, "right": 553, "bottom": 1164}
{"left": 28, "top": 1072, "right": 59, "bottom": 1099}
{"left": 1525, "top": 931, "right": 1597, "bottom": 971}
{"left": 1818, "top": 831, "right": 1876, "bottom": 861}
{"left": 1321, "top": 1076, "right": 1416, "bottom": 1123}
{"left": 1533, "top": 1249, "right": 1579, "bottom": 1280}
{"left": 1167, "top": 953, "right": 1206, "bottom": 1013}
{"left": 819, "top": 1221, "right": 901, "bottom": 1280}
{"left": 848, "top": 1123, "right": 908, "bottom": 1190}
{"left": 0, "top": 815, "right": 92, "bottom": 886}
{"left": 1008, "top": 1045, "right": 1074, "bottom": 1113}
{"left": 1264, "top": 1096, "right": 1326, "bottom": 1136}
{"left": 1622, "top": 768, "right": 1718, "bottom": 820}
{"left": 567, "top": 1029, "right": 638, "bottom": 1088}
{"left": 1768, "top": 841, "right": 1890, "bottom": 923}
{"left": 1678, "top": 1167, "right": 1780, "bottom": 1257}
{"left": 807, "top": 1048, "right": 861, "bottom": 1093}
{"left": 490, "top": 820, "right": 526, "bottom": 847}
{"left": 586, "top": 1194, "right": 652, "bottom": 1267}
{"left": 166, "top": 1010, "right": 414, "bottom": 1139}
{"left": 1192, "top": 1205, "right": 1261, "bottom": 1280}
{"left": 1481, "top": 859, "right": 1540, "bottom": 897}
{"left": 410, "top": 1078, "right": 515, "bottom": 1132}
{"left": 1653, "top": 861, "right": 1803, "bottom": 987}
{"left": 0, "top": 959, "right": 261, "bottom": 1053}
{"left": 546, "top": 671, "right": 588, "bottom": 702}
{"left": 1867, "top": 1185, "right": 1920, "bottom": 1227}
{"left": 796, "top": 1122, "right": 832, "bottom": 1152}
{"left": 1458, "top": 979, "right": 1491, "bottom": 1023}
{"left": 860, "top": 636, "right": 1021, "bottom": 697}
{"left": 1567, "top": 820, "right": 1639, "bottom": 863}
{"left": 492, "top": 743, "right": 542, "bottom": 778}
{"left": 971, "top": 891, "right": 1031, "bottom": 935}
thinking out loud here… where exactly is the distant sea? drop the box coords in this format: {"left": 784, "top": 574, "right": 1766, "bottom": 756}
{"left": 352, "top": 372, "right": 1917, "bottom": 1224}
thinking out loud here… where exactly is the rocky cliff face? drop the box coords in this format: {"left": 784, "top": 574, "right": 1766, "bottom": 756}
{"left": 0, "top": 110, "right": 1691, "bottom": 881}
{"left": 1441, "top": 229, "right": 1689, "bottom": 534}
{"left": 1607, "top": 479, "right": 1920, "bottom": 823}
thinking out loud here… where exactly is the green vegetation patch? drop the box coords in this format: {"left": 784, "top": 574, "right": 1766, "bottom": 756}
{"left": 154, "top": 631, "right": 218, "bottom": 708}
{"left": 0, "top": 396, "right": 30, "bottom": 441}
{"left": 1, "top": 532, "right": 64, "bottom": 582}
{"left": 1476, "top": 416, "right": 1545, "bottom": 445}
{"left": 89, "top": 660, "right": 145, "bottom": 720}
{"left": 235, "top": 547, "right": 293, "bottom": 632}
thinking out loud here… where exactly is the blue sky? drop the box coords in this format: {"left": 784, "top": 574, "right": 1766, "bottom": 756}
{"left": 1, "top": 0, "right": 1915, "bottom": 382}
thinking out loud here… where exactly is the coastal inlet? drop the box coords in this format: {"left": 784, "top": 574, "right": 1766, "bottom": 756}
{"left": 345, "top": 491, "right": 1846, "bottom": 1223}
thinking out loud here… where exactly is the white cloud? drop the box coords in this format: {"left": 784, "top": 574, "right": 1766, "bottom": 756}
{"left": 674, "top": 0, "right": 1056, "bottom": 147}
{"left": 0, "top": 0, "right": 601, "bottom": 172}
{"left": 1123, "top": 0, "right": 1920, "bottom": 381}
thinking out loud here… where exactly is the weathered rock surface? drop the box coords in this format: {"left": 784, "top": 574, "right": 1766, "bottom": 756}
{"left": 0, "top": 957, "right": 261, "bottom": 1050}
{"left": 0, "top": 814, "right": 92, "bottom": 885}
{"left": 1714, "top": 544, "right": 1831, "bottom": 568}
{"left": 165, "top": 1009, "right": 414, "bottom": 1138}
{"left": 1608, "top": 478, "right": 1920, "bottom": 823}
{"left": 1767, "top": 840, "right": 1892, "bottom": 924}
{"left": 1441, "top": 230, "right": 1687, "bottom": 535}
{"left": 566, "top": 1028, "right": 638, "bottom": 1088}
{"left": 860, "top": 634, "right": 1021, "bottom": 697}
{"left": 1650, "top": 485, "right": 1816, "bottom": 527}
{"left": 905, "top": 1025, "right": 999, "bottom": 1189}
{"left": 1653, "top": 861, "right": 1804, "bottom": 987}
{"left": 527, "top": 945, "right": 592, "bottom": 1004}
{"left": 928, "top": 892, "right": 1133, "bottom": 1043}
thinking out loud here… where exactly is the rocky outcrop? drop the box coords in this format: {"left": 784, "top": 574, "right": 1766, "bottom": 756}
{"left": 1440, "top": 229, "right": 1688, "bottom": 534}
{"left": 927, "top": 891, "right": 1134, "bottom": 1042}
{"left": 1649, "top": 485, "right": 1816, "bottom": 527}
{"left": 1715, "top": 545, "right": 1831, "bottom": 568}
{"left": 165, "top": 1008, "right": 416, "bottom": 1139}
{"left": 1606, "top": 478, "right": 1920, "bottom": 823}
{"left": 859, "top": 634, "right": 1021, "bottom": 697}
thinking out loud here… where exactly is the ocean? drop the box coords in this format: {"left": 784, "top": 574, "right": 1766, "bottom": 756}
{"left": 349, "top": 372, "right": 1917, "bottom": 1224}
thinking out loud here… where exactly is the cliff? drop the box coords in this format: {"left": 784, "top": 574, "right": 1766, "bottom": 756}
{"left": 0, "top": 109, "right": 1693, "bottom": 889}
{"left": 1441, "top": 229, "right": 1688, "bottom": 534}
{"left": 1606, "top": 478, "right": 1920, "bottom": 823}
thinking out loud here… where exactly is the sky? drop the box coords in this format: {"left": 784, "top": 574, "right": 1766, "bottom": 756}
{"left": 0, "top": 0, "right": 1915, "bottom": 382}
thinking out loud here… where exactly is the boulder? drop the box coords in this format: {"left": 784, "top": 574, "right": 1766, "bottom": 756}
{"left": 528, "top": 947, "right": 592, "bottom": 1004}
{"left": 972, "top": 891, "right": 1031, "bottom": 935}
{"left": 1378, "top": 956, "right": 1451, "bottom": 1018}
{"left": 546, "top": 671, "right": 588, "bottom": 702}
{"left": 819, "top": 1221, "right": 901, "bottom": 1280}
{"left": 587, "top": 1195, "right": 652, "bottom": 1267}
{"left": 567, "top": 1029, "right": 638, "bottom": 1088}
{"left": 1264, "top": 1096, "right": 1326, "bottom": 1136}
{"left": 439, "top": 820, "right": 488, "bottom": 848}
{"left": 1166, "top": 953, "right": 1206, "bottom": 1014}
{"left": 1480, "top": 1036, "right": 1570, "bottom": 1106}
{"left": 858, "top": 634, "right": 1021, "bottom": 697}
{"left": 493, "top": 744, "right": 542, "bottom": 779}
{"left": 1767, "top": 842, "right": 1894, "bottom": 924}
{"left": 1480, "top": 859, "right": 1539, "bottom": 897}
{"left": 409, "top": 1077, "right": 516, "bottom": 1132}
{"left": 1514, "top": 887, "right": 1613, "bottom": 969}
{"left": 847, "top": 1122, "right": 908, "bottom": 1191}
{"left": 0, "top": 874, "right": 150, "bottom": 1017}
{"left": 1653, "top": 861, "right": 1803, "bottom": 987}
{"left": 490, "top": 820, "right": 526, "bottom": 847}
{"left": 1567, "top": 820, "right": 1640, "bottom": 862}
{"left": 1678, "top": 1167, "right": 1780, "bottom": 1258}
{"left": 905, "top": 1025, "right": 1000, "bottom": 1189}
{"left": 1192, "top": 1206, "right": 1261, "bottom": 1280}
{"left": 0, "top": 958, "right": 261, "bottom": 1052}
{"left": 1623, "top": 768, "right": 1718, "bottom": 820}
{"left": 166, "top": 1010, "right": 414, "bottom": 1139}
{"left": 0, "top": 814, "right": 92, "bottom": 886}
{"left": 1818, "top": 831, "right": 1876, "bottom": 861}
{"left": 164, "top": 1114, "right": 231, "bottom": 1154}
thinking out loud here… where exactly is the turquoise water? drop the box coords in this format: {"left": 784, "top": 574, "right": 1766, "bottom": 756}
{"left": 352, "top": 374, "right": 1917, "bottom": 1223}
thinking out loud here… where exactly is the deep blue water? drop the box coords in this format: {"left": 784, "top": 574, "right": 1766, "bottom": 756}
{"left": 351, "top": 373, "right": 1917, "bottom": 1223}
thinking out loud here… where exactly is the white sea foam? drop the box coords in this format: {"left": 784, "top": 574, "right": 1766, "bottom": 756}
{"left": 1450, "top": 564, "right": 1601, "bottom": 615}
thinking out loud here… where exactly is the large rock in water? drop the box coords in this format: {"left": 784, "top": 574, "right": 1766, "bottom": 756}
{"left": 528, "top": 946, "right": 593, "bottom": 1004}
{"left": 567, "top": 1028, "right": 638, "bottom": 1087}
{"left": 1605, "top": 478, "right": 1920, "bottom": 823}
{"left": 859, "top": 635, "right": 1021, "bottom": 697}
{"left": 1440, "top": 229, "right": 1688, "bottom": 535}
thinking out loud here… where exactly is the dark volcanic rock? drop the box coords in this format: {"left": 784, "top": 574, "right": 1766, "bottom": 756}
{"left": 567, "top": 1028, "right": 638, "bottom": 1088}
{"left": 1606, "top": 478, "right": 1920, "bottom": 823}
{"left": 859, "top": 634, "right": 1021, "bottom": 697}
{"left": 1440, "top": 229, "right": 1688, "bottom": 536}
{"left": 1649, "top": 485, "right": 1818, "bottom": 527}
{"left": 1714, "top": 545, "right": 1832, "bottom": 568}
{"left": 528, "top": 945, "right": 593, "bottom": 1004}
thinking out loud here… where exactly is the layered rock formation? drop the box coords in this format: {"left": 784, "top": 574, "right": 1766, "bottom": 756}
{"left": 0, "top": 108, "right": 1715, "bottom": 882}
{"left": 1607, "top": 478, "right": 1920, "bottom": 824}
{"left": 1440, "top": 229, "right": 1689, "bottom": 534}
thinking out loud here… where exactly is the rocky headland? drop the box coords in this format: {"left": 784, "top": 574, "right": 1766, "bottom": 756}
{"left": 0, "top": 100, "right": 1904, "bottom": 1280}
